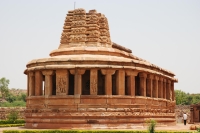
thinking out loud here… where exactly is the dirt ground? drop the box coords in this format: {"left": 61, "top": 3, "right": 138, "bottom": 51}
{"left": 0, "top": 123, "right": 195, "bottom": 133}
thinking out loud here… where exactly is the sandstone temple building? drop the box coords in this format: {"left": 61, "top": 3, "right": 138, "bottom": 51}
{"left": 24, "top": 8, "right": 178, "bottom": 129}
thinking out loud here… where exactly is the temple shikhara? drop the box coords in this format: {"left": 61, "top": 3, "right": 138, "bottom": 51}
{"left": 24, "top": 8, "right": 178, "bottom": 129}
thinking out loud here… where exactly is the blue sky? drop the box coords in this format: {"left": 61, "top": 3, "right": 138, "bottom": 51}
{"left": 0, "top": 0, "right": 199, "bottom": 93}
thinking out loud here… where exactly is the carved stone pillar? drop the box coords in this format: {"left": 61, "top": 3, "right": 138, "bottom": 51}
{"left": 166, "top": 80, "right": 171, "bottom": 100}
{"left": 56, "top": 70, "right": 69, "bottom": 95}
{"left": 190, "top": 107, "right": 194, "bottom": 124}
{"left": 27, "top": 74, "right": 29, "bottom": 96}
{"left": 139, "top": 73, "right": 147, "bottom": 96}
{"left": 90, "top": 69, "right": 98, "bottom": 95}
{"left": 35, "top": 71, "right": 43, "bottom": 96}
{"left": 70, "top": 69, "right": 85, "bottom": 95}
{"left": 153, "top": 76, "right": 158, "bottom": 98}
{"left": 42, "top": 70, "right": 54, "bottom": 96}
{"left": 146, "top": 74, "right": 153, "bottom": 97}
{"left": 171, "top": 81, "right": 174, "bottom": 101}
{"left": 28, "top": 71, "right": 35, "bottom": 96}
{"left": 125, "top": 70, "right": 138, "bottom": 96}
{"left": 101, "top": 69, "right": 115, "bottom": 95}
{"left": 116, "top": 70, "right": 125, "bottom": 95}
{"left": 163, "top": 79, "right": 166, "bottom": 99}
{"left": 159, "top": 77, "right": 163, "bottom": 98}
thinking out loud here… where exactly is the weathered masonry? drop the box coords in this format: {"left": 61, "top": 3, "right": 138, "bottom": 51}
{"left": 190, "top": 104, "right": 200, "bottom": 123}
{"left": 24, "top": 8, "right": 178, "bottom": 129}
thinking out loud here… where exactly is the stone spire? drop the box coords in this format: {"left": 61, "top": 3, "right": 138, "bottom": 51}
{"left": 59, "top": 8, "right": 111, "bottom": 49}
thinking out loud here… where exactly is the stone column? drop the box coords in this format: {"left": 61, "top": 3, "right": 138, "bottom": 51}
{"left": 101, "top": 69, "right": 115, "bottom": 95}
{"left": 125, "top": 70, "right": 138, "bottom": 96}
{"left": 171, "top": 81, "right": 175, "bottom": 101}
{"left": 42, "top": 70, "right": 54, "bottom": 96}
{"left": 27, "top": 74, "right": 29, "bottom": 96}
{"left": 90, "top": 69, "right": 98, "bottom": 95}
{"left": 28, "top": 71, "right": 35, "bottom": 96}
{"left": 153, "top": 76, "right": 158, "bottom": 98}
{"left": 56, "top": 70, "right": 69, "bottom": 95}
{"left": 70, "top": 69, "right": 85, "bottom": 95}
{"left": 35, "top": 71, "right": 43, "bottom": 96}
{"left": 116, "top": 70, "right": 125, "bottom": 95}
{"left": 190, "top": 107, "right": 194, "bottom": 124}
{"left": 159, "top": 77, "right": 163, "bottom": 98}
{"left": 146, "top": 74, "right": 153, "bottom": 97}
{"left": 166, "top": 80, "right": 171, "bottom": 100}
{"left": 139, "top": 73, "right": 147, "bottom": 96}
{"left": 163, "top": 79, "right": 166, "bottom": 99}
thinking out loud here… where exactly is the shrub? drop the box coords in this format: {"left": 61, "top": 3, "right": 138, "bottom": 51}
{"left": 0, "top": 119, "right": 25, "bottom": 124}
{"left": 7, "top": 110, "right": 19, "bottom": 123}
{"left": 197, "top": 127, "right": 200, "bottom": 132}
{"left": 0, "top": 100, "right": 26, "bottom": 107}
{"left": 5, "top": 95, "right": 16, "bottom": 103}
{"left": 146, "top": 119, "right": 157, "bottom": 133}
{"left": 0, "top": 123, "right": 24, "bottom": 127}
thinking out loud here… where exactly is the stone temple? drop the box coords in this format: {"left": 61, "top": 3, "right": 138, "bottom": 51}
{"left": 24, "top": 8, "right": 178, "bottom": 129}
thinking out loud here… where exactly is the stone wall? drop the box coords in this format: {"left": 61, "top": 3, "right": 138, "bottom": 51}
{"left": 0, "top": 107, "right": 25, "bottom": 120}
{"left": 0, "top": 106, "right": 190, "bottom": 123}
{"left": 175, "top": 105, "right": 190, "bottom": 123}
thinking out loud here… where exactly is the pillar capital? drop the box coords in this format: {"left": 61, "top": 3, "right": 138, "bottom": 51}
{"left": 147, "top": 74, "right": 154, "bottom": 79}
{"left": 125, "top": 70, "right": 138, "bottom": 76}
{"left": 29, "top": 71, "right": 34, "bottom": 77}
{"left": 159, "top": 77, "right": 163, "bottom": 81}
{"left": 154, "top": 76, "right": 159, "bottom": 80}
{"left": 42, "top": 70, "right": 54, "bottom": 76}
{"left": 167, "top": 80, "right": 171, "bottom": 84}
{"left": 139, "top": 73, "right": 147, "bottom": 78}
{"left": 70, "top": 69, "right": 85, "bottom": 75}
{"left": 101, "top": 69, "right": 115, "bottom": 75}
{"left": 56, "top": 69, "right": 68, "bottom": 73}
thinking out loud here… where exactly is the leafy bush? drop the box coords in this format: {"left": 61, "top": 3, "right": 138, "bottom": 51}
{"left": 19, "top": 93, "right": 26, "bottom": 102}
{"left": 146, "top": 119, "right": 156, "bottom": 133}
{"left": 7, "top": 110, "right": 19, "bottom": 123}
{"left": 5, "top": 95, "right": 16, "bottom": 103}
{"left": 197, "top": 127, "right": 200, "bottom": 132}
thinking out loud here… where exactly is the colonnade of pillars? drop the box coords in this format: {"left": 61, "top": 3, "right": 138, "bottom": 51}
{"left": 27, "top": 69, "right": 175, "bottom": 101}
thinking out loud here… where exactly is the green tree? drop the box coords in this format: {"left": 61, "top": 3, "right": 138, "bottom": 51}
{"left": 5, "top": 93, "right": 16, "bottom": 103}
{"left": 19, "top": 93, "right": 26, "bottom": 102}
{"left": 175, "top": 90, "right": 188, "bottom": 105}
{"left": 0, "top": 77, "right": 10, "bottom": 99}
{"left": 184, "top": 95, "right": 193, "bottom": 105}
{"left": 193, "top": 95, "right": 200, "bottom": 104}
